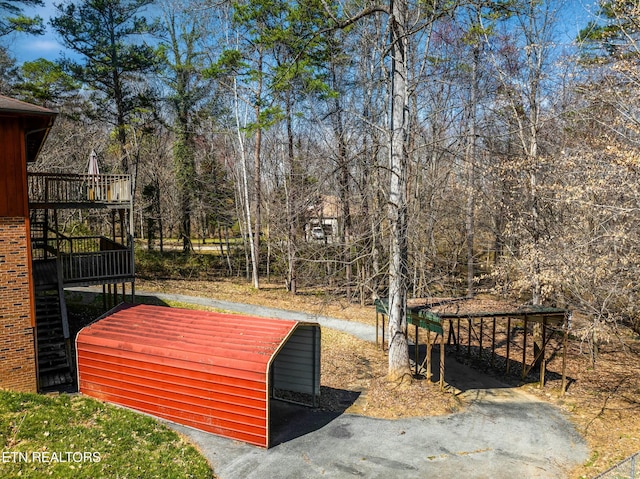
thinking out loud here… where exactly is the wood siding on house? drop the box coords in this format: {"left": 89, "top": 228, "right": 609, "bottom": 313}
{"left": 0, "top": 119, "right": 28, "bottom": 218}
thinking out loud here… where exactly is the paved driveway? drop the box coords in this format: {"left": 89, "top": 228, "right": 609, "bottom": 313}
{"left": 168, "top": 384, "right": 586, "bottom": 479}
{"left": 143, "top": 291, "right": 588, "bottom": 479}
{"left": 71, "top": 289, "right": 587, "bottom": 478}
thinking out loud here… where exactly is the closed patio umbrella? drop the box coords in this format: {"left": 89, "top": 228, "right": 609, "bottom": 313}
{"left": 87, "top": 150, "right": 101, "bottom": 200}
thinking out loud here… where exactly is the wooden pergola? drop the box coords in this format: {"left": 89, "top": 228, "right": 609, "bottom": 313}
{"left": 375, "top": 298, "right": 570, "bottom": 394}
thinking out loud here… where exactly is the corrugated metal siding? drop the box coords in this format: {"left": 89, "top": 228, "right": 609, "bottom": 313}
{"left": 272, "top": 325, "right": 321, "bottom": 397}
{"left": 76, "top": 304, "right": 319, "bottom": 448}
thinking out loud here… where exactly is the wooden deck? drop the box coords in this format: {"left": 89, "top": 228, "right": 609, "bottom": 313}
{"left": 28, "top": 172, "right": 131, "bottom": 209}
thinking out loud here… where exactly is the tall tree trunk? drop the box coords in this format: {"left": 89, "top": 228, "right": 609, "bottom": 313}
{"left": 332, "top": 65, "right": 352, "bottom": 300}
{"left": 387, "top": 0, "right": 411, "bottom": 380}
{"left": 286, "top": 90, "right": 297, "bottom": 295}
{"left": 174, "top": 130, "right": 195, "bottom": 253}
{"left": 252, "top": 49, "right": 263, "bottom": 289}
{"left": 466, "top": 39, "right": 480, "bottom": 297}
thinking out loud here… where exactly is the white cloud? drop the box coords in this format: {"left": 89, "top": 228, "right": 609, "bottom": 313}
{"left": 24, "top": 39, "right": 60, "bottom": 53}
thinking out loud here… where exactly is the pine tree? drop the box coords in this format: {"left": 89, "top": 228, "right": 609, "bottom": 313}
{"left": 51, "top": 0, "right": 159, "bottom": 173}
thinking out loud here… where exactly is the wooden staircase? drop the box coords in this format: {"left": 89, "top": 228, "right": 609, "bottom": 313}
{"left": 35, "top": 290, "right": 73, "bottom": 389}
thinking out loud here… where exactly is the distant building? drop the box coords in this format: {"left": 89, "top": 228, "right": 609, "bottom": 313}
{"left": 305, "top": 195, "right": 341, "bottom": 242}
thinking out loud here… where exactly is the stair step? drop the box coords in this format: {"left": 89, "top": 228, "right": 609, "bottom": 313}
{"left": 38, "top": 344, "right": 67, "bottom": 357}
{"left": 37, "top": 338, "right": 65, "bottom": 345}
{"left": 37, "top": 325, "right": 64, "bottom": 333}
{"left": 36, "top": 335, "right": 64, "bottom": 343}
{"left": 39, "top": 355, "right": 69, "bottom": 365}
{"left": 37, "top": 322, "right": 63, "bottom": 328}
{"left": 40, "top": 372, "right": 73, "bottom": 388}
{"left": 39, "top": 352, "right": 69, "bottom": 362}
{"left": 36, "top": 306, "right": 60, "bottom": 313}
{"left": 34, "top": 289, "right": 73, "bottom": 389}
{"left": 38, "top": 347, "right": 67, "bottom": 357}
{"left": 37, "top": 324, "right": 62, "bottom": 331}
{"left": 39, "top": 364, "right": 71, "bottom": 375}
{"left": 37, "top": 338, "right": 65, "bottom": 346}
{"left": 35, "top": 303, "right": 60, "bottom": 310}
{"left": 39, "top": 358, "right": 69, "bottom": 368}
{"left": 39, "top": 360, "right": 68, "bottom": 368}
{"left": 36, "top": 317, "right": 62, "bottom": 325}
{"left": 38, "top": 354, "right": 66, "bottom": 361}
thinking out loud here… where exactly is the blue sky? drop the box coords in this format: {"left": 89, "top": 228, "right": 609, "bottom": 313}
{"left": 4, "top": 1, "right": 60, "bottom": 62}
{"left": 5, "top": 0, "right": 599, "bottom": 65}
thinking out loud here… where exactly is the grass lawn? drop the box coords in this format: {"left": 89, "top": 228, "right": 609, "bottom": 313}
{"left": 0, "top": 389, "right": 214, "bottom": 478}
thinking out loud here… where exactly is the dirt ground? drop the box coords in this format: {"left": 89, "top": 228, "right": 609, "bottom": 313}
{"left": 136, "top": 278, "right": 640, "bottom": 478}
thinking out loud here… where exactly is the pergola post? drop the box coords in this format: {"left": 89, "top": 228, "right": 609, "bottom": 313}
{"left": 539, "top": 317, "right": 547, "bottom": 388}
{"left": 522, "top": 317, "right": 528, "bottom": 380}
{"left": 439, "top": 330, "right": 445, "bottom": 390}
{"left": 506, "top": 317, "right": 511, "bottom": 374}
{"left": 426, "top": 329, "right": 432, "bottom": 382}
{"left": 491, "top": 318, "right": 497, "bottom": 368}
{"left": 561, "top": 313, "right": 569, "bottom": 396}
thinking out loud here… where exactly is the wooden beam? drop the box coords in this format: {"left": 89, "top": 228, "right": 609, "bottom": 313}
{"left": 440, "top": 330, "right": 445, "bottom": 390}
{"left": 426, "top": 329, "right": 432, "bottom": 382}
{"left": 479, "top": 318, "right": 484, "bottom": 361}
{"left": 506, "top": 317, "right": 511, "bottom": 374}
{"left": 561, "top": 315, "right": 568, "bottom": 396}
{"left": 415, "top": 323, "right": 419, "bottom": 376}
{"left": 540, "top": 318, "right": 547, "bottom": 388}
{"left": 491, "top": 318, "right": 496, "bottom": 368}
{"left": 522, "top": 317, "right": 528, "bottom": 380}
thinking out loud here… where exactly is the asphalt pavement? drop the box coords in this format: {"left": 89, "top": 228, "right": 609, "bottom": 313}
{"left": 168, "top": 387, "right": 587, "bottom": 479}
{"left": 74, "top": 288, "right": 589, "bottom": 478}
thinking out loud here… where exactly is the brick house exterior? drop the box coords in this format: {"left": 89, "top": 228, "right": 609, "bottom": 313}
{"left": 0, "top": 96, "right": 56, "bottom": 392}
{"left": 0, "top": 218, "right": 36, "bottom": 391}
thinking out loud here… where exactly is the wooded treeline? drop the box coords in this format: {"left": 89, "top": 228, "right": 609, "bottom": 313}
{"left": 3, "top": 0, "right": 640, "bottom": 368}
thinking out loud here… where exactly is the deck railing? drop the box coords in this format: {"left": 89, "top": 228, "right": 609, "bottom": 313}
{"left": 28, "top": 172, "right": 131, "bottom": 206}
{"left": 62, "top": 235, "right": 132, "bottom": 285}
{"left": 31, "top": 223, "right": 72, "bottom": 260}
{"left": 60, "top": 248, "right": 133, "bottom": 285}
{"left": 31, "top": 228, "right": 134, "bottom": 286}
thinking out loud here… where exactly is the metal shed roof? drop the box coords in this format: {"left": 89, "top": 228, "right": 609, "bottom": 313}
{"left": 76, "top": 304, "right": 321, "bottom": 448}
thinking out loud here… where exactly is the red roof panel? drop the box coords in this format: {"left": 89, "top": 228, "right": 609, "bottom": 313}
{"left": 76, "top": 304, "right": 301, "bottom": 447}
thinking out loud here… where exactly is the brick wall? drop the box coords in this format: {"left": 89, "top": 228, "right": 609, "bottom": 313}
{"left": 0, "top": 217, "right": 36, "bottom": 392}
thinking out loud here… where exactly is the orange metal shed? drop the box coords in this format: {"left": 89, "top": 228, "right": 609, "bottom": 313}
{"left": 76, "top": 304, "right": 321, "bottom": 448}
